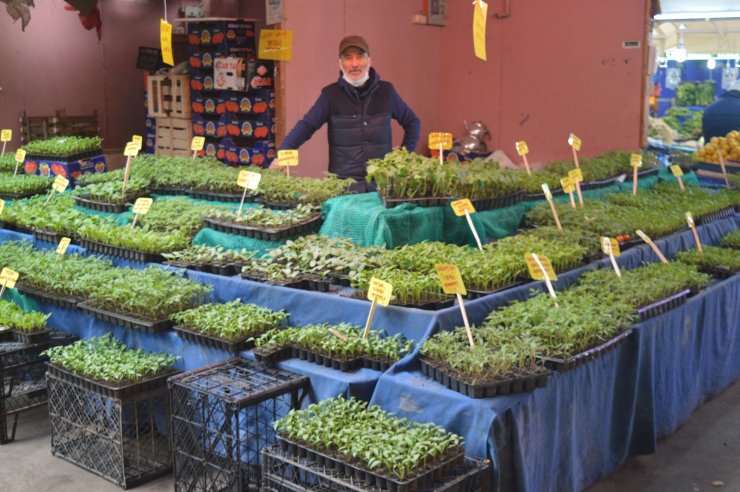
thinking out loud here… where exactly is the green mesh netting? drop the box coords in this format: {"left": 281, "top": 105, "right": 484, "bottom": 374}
{"left": 3, "top": 289, "right": 39, "bottom": 311}
{"left": 320, "top": 170, "right": 699, "bottom": 246}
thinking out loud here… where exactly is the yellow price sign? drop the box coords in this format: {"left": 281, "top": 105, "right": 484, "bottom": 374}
{"left": 524, "top": 253, "right": 558, "bottom": 281}
{"left": 237, "top": 170, "right": 262, "bottom": 190}
{"left": 160, "top": 19, "right": 174, "bottom": 66}
{"left": 450, "top": 199, "right": 476, "bottom": 217}
{"left": 56, "top": 237, "right": 72, "bottom": 256}
{"left": 15, "top": 149, "right": 26, "bottom": 163}
{"left": 52, "top": 175, "right": 69, "bottom": 192}
{"left": 630, "top": 153, "right": 643, "bottom": 168}
{"left": 515, "top": 140, "right": 529, "bottom": 156}
{"left": 473, "top": 0, "right": 488, "bottom": 61}
{"left": 541, "top": 183, "right": 553, "bottom": 200}
{"left": 435, "top": 263, "right": 467, "bottom": 295}
{"left": 367, "top": 277, "right": 393, "bottom": 307}
{"left": 0, "top": 199, "right": 5, "bottom": 215}
{"left": 258, "top": 29, "right": 294, "bottom": 61}
{"left": 277, "top": 149, "right": 299, "bottom": 167}
{"left": 601, "top": 237, "right": 621, "bottom": 257}
{"left": 685, "top": 212, "right": 695, "bottom": 227}
{"left": 568, "top": 168, "right": 583, "bottom": 183}
{"left": 191, "top": 136, "right": 206, "bottom": 151}
{"left": 560, "top": 177, "right": 575, "bottom": 194}
{"left": 568, "top": 133, "right": 582, "bottom": 151}
{"left": 670, "top": 165, "right": 684, "bottom": 177}
{"left": 131, "top": 135, "right": 143, "bottom": 150}
{"left": 428, "top": 132, "right": 453, "bottom": 150}
{"left": 133, "top": 197, "right": 154, "bottom": 215}
{"left": 124, "top": 141, "right": 141, "bottom": 157}
{"left": 0, "top": 130, "right": 12, "bottom": 142}
{"left": 0, "top": 268, "right": 19, "bottom": 289}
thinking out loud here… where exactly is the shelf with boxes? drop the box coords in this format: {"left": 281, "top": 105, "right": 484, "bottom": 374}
{"left": 187, "top": 19, "right": 276, "bottom": 168}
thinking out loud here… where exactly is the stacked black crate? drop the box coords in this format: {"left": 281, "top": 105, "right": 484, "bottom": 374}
{"left": 187, "top": 20, "right": 277, "bottom": 168}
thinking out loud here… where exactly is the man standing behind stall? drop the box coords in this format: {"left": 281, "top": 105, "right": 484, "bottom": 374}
{"left": 278, "top": 35, "right": 421, "bottom": 192}
{"left": 702, "top": 78, "right": 740, "bottom": 141}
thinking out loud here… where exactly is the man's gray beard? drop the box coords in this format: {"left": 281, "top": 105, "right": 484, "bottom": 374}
{"left": 343, "top": 72, "right": 370, "bottom": 87}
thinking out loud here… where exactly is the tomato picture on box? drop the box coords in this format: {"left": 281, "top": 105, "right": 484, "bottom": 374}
{"left": 218, "top": 138, "right": 275, "bottom": 167}
{"left": 188, "top": 48, "right": 216, "bottom": 69}
{"left": 190, "top": 73, "right": 216, "bottom": 92}
{"left": 187, "top": 20, "right": 256, "bottom": 47}
{"left": 218, "top": 90, "right": 274, "bottom": 115}
{"left": 24, "top": 154, "right": 106, "bottom": 187}
{"left": 216, "top": 113, "right": 274, "bottom": 139}
{"left": 203, "top": 138, "right": 220, "bottom": 158}
{"left": 192, "top": 114, "right": 221, "bottom": 137}
{"left": 246, "top": 61, "right": 274, "bottom": 91}
{"left": 191, "top": 91, "right": 220, "bottom": 114}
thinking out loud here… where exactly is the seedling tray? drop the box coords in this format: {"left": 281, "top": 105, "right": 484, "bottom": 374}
{"left": 697, "top": 207, "right": 736, "bottom": 225}
{"left": 257, "top": 199, "right": 299, "bottom": 210}
{"left": 361, "top": 356, "right": 395, "bottom": 372}
{"left": 14, "top": 282, "right": 81, "bottom": 310}
{"left": 78, "top": 301, "right": 174, "bottom": 333}
{"left": 466, "top": 281, "right": 523, "bottom": 300}
{"left": 419, "top": 357, "right": 550, "bottom": 398}
{"left": 524, "top": 187, "right": 564, "bottom": 202}
{"left": 0, "top": 222, "right": 32, "bottom": 235}
{"left": 30, "top": 228, "right": 64, "bottom": 244}
{"left": 173, "top": 324, "right": 257, "bottom": 353}
{"left": 241, "top": 270, "right": 307, "bottom": 289}
{"left": 150, "top": 187, "right": 188, "bottom": 196}
{"left": 301, "top": 274, "right": 332, "bottom": 292}
{"left": 380, "top": 194, "right": 453, "bottom": 209}
{"left": 47, "top": 363, "right": 177, "bottom": 401}
{"left": 537, "top": 328, "right": 634, "bottom": 372}
{"left": 164, "top": 260, "right": 243, "bottom": 276}
{"left": 276, "top": 436, "right": 465, "bottom": 492}
{"left": 188, "top": 189, "right": 256, "bottom": 203}
{"left": 10, "top": 329, "right": 51, "bottom": 345}
{"left": 580, "top": 173, "right": 626, "bottom": 191}
{"left": 202, "top": 213, "right": 323, "bottom": 241}
{"left": 253, "top": 346, "right": 293, "bottom": 367}
{"left": 26, "top": 149, "right": 102, "bottom": 162}
{"left": 468, "top": 190, "right": 524, "bottom": 211}
{"left": 328, "top": 272, "right": 352, "bottom": 287}
{"left": 294, "top": 347, "right": 362, "bottom": 372}
{"left": 701, "top": 264, "right": 736, "bottom": 279}
{"left": 350, "top": 291, "right": 454, "bottom": 311}
{"left": 625, "top": 167, "right": 660, "bottom": 181}
{"left": 73, "top": 195, "right": 132, "bottom": 214}
{"left": 637, "top": 289, "right": 691, "bottom": 321}
{"left": 0, "top": 191, "right": 43, "bottom": 200}
{"left": 79, "top": 238, "right": 165, "bottom": 263}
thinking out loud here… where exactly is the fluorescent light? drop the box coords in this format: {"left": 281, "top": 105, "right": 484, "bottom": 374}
{"left": 707, "top": 58, "right": 716, "bottom": 69}
{"left": 655, "top": 11, "right": 740, "bottom": 21}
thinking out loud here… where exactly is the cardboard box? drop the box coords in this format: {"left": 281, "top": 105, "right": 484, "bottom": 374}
{"left": 218, "top": 137, "right": 275, "bottom": 167}
{"left": 23, "top": 154, "right": 106, "bottom": 187}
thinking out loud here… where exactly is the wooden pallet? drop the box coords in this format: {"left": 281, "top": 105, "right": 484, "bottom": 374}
{"left": 147, "top": 75, "right": 191, "bottom": 118}
{"left": 155, "top": 117, "right": 192, "bottom": 157}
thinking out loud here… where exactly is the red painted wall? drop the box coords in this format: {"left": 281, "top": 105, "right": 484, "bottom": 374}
{"left": 440, "top": 0, "right": 649, "bottom": 164}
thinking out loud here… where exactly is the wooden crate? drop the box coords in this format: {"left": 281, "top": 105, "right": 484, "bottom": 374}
{"left": 155, "top": 117, "right": 192, "bottom": 157}
{"left": 147, "top": 75, "right": 191, "bottom": 118}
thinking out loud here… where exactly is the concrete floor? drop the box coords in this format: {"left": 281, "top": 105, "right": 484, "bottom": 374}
{"left": 1, "top": 381, "right": 739, "bottom": 492}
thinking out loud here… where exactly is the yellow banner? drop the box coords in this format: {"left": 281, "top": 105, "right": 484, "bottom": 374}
{"left": 160, "top": 19, "right": 174, "bottom": 66}
{"left": 473, "top": 0, "right": 488, "bottom": 61}
{"left": 258, "top": 29, "right": 293, "bottom": 61}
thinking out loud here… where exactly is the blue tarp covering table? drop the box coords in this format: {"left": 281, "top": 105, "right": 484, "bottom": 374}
{"left": 370, "top": 214, "right": 740, "bottom": 492}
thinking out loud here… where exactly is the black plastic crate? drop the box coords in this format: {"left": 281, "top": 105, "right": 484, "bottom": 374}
{"left": 537, "top": 329, "right": 634, "bottom": 372}
{"left": 47, "top": 369, "right": 173, "bottom": 488}
{"left": 261, "top": 445, "right": 492, "bottom": 492}
{"left": 202, "top": 213, "right": 323, "bottom": 241}
{"left": 78, "top": 239, "right": 165, "bottom": 264}
{"left": 168, "top": 358, "right": 310, "bottom": 491}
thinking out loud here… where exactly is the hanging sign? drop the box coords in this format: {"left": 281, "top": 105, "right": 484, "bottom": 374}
{"left": 542, "top": 184, "right": 563, "bottom": 231}
{"left": 515, "top": 140, "right": 531, "bottom": 175}
{"left": 258, "top": 29, "right": 294, "bottom": 61}
{"left": 686, "top": 212, "right": 703, "bottom": 253}
{"left": 670, "top": 164, "right": 685, "bottom": 191}
{"left": 451, "top": 199, "right": 483, "bottom": 251}
{"left": 14, "top": 149, "right": 26, "bottom": 176}
{"left": 435, "top": 263, "right": 474, "bottom": 348}
{"left": 160, "top": 19, "right": 174, "bottom": 66}
{"left": 473, "top": 0, "right": 488, "bottom": 61}
{"left": 635, "top": 230, "right": 669, "bottom": 264}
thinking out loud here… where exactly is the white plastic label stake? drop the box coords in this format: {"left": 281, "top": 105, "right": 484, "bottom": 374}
{"left": 635, "top": 230, "right": 669, "bottom": 264}
{"left": 515, "top": 140, "right": 531, "bottom": 175}
{"left": 568, "top": 133, "right": 582, "bottom": 168}
{"left": 363, "top": 278, "right": 392, "bottom": 340}
{"left": 531, "top": 253, "right": 557, "bottom": 299}
{"left": 718, "top": 153, "right": 731, "bottom": 189}
{"left": 670, "top": 165, "right": 685, "bottom": 191}
{"left": 686, "top": 212, "right": 703, "bottom": 253}
{"left": 601, "top": 237, "right": 622, "bottom": 278}
{"left": 435, "top": 264, "right": 474, "bottom": 347}
{"left": 237, "top": 170, "right": 261, "bottom": 215}
{"left": 451, "top": 199, "right": 483, "bottom": 251}
{"left": 542, "top": 184, "right": 563, "bottom": 231}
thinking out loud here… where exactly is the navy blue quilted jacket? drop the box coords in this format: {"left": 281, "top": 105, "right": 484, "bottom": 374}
{"left": 280, "top": 68, "right": 420, "bottom": 182}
